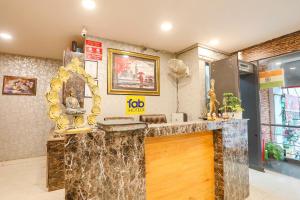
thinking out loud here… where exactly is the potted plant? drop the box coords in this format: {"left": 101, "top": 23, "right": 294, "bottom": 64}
{"left": 264, "top": 141, "right": 284, "bottom": 161}
{"left": 220, "top": 93, "right": 244, "bottom": 119}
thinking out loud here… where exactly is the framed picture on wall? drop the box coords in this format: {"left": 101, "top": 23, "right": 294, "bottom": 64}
{"left": 107, "top": 48, "right": 160, "bottom": 96}
{"left": 2, "top": 76, "right": 37, "bottom": 96}
{"left": 85, "top": 80, "right": 98, "bottom": 98}
{"left": 84, "top": 60, "right": 98, "bottom": 79}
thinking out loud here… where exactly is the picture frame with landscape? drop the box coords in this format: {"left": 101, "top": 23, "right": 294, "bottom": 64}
{"left": 107, "top": 48, "right": 160, "bottom": 96}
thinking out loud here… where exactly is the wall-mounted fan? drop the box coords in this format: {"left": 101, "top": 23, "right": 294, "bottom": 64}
{"left": 168, "top": 59, "right": 190, "bottom": 113}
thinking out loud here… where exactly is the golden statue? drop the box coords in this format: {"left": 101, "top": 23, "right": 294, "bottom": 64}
{"left": 46, "top": 58, "right": 101, "bottom": 134}
{"left": 65, "top": 89, "right": 86, "bottom": 129}
{"left": 207, "top": 79, "right": 219, "bottom": 121}
{"left": 65, "top": 89, "right": 86, "bottom": 115}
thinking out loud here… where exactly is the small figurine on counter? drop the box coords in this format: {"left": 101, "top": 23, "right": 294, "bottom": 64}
{"left": 207, "top": 79, "right": 220, "bottom": 121}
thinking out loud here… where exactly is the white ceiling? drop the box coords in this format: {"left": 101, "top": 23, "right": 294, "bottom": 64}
{"left": 1, "top": 0, "right": 300, "bottom": 59}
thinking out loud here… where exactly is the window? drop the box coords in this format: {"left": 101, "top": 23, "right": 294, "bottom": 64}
{"left": 259, "top": 51, "right": 300, "bottom": 161}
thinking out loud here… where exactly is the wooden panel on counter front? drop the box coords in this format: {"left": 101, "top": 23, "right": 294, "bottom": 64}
{"left": 145, "top": 131, "right": 215, "bottom": 200}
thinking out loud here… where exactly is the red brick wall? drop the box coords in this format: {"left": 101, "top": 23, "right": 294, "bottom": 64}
{"left": 259, "top": 89, "right": 272, "bottom": 142}
{"left": 239, "top": 31, "right": 300, "bottom": 62}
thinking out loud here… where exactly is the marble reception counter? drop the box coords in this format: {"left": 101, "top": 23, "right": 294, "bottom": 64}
{"left": 64, "top": 119, "right": 249, "bottom": 200}
{"left": 47, "top": 132, "right": 65, "bottom": 192}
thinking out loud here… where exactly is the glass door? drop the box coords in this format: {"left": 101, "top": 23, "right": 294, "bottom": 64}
{"left": 259, "top": 51, "right": 300, "bottom": 163}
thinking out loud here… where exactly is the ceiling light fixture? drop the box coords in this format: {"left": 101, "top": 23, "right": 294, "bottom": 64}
{"left": 290, "top": 67, "right": 296, "bottom": 70}
{"left": 275, "top": 62, "right": 282, "bottom": 66}
{"left": 160, "top": 22, "right": 173, "bottom": 32}
{"left": 209, "top": 39, "right": 220, "bottom": 46}
{"left": 0, "top": 32, "right": 12, "bottom": 40}
{"left": 82, "top": 0, "right": 96, "bottom": 10}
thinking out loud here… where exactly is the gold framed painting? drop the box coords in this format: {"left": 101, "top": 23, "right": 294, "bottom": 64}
{"left": 2, "top": 76, "right": 37, "bottom": 96}
{"left": 107, "top": 48, "right": 160, "bottom": 96}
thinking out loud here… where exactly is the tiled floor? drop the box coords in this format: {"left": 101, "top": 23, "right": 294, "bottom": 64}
{"left": 0, "top": 156, "right": 64, "bottom": 200}
{"left": 0, "top": 156, "right": 299, "bottom": 200}
{"left": 265, "top": 160, "right": 300, "bottom": 179}
{"left": 246, "top": 168, "right": 300, "bottom": 200}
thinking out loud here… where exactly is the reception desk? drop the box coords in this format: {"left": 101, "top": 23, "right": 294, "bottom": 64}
{"left": 64, "top": 119, "right": 249, "bottom": 200}
{"left": 46, "top": 132, "right": 65, "bottom": 191}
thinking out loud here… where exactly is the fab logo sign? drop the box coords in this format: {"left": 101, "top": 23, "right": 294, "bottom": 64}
{"left": 126, "top": 96, "right": 145, "bottom": 115}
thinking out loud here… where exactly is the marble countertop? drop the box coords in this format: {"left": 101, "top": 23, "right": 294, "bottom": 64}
{"left": 145, "top": 119, "right": 248, "bottom": 137}
{"left": 97, "top": 120, "right": 147, "bottom": 132}
{"left": 96, "top": 119, "right": 248, "bottom": 137}
{"left": 148, "top": 119, "right": 227, "bottom": 129}
{"left": 48, "top": 129, "right": 64, "bottom": 141}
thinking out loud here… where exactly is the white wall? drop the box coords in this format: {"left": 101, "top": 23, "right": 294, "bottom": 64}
{"left": 198, "top": 46, "right": 228, "bottom": 61}
{"left": 84, "top": 37, "right": 177, "bottom": 121}
{"left": 176, "top": 45, "right": 228, "bottom": 120}
{"left": 177, "top": 48, "right": 207, "bottom": 120}
{"left": 0, "top": 41, "right": 225, "bottom": 162}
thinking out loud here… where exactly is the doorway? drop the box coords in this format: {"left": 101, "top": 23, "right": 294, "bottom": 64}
{"left": 258, "top": 51, "right": 300, "bottom": 178}
{"left": 240, "top": 68, "right": 264, "bottom": 171}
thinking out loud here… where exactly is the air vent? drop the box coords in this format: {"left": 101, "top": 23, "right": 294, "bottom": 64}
{"left": 239, "top": 61, "right": 254, "bottom": 74}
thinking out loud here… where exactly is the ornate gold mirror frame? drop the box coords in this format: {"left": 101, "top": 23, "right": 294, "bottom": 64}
{"left": 46, "top": 58, "right": 101, "bottom": 134}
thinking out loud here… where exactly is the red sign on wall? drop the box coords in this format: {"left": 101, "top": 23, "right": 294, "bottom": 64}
{"left": 85, "top": 39, "right": 102, "bottom": 61}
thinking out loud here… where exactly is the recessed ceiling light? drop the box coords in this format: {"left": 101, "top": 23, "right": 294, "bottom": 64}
{"left": 275, "top": 62, "right": 282, "bottom": 66}
{"left": 160, "top": 22, "right": 173, "bottom": 32}
{"left": 290, "top": 67, "right": 296, "bottom": 70}
{"left": 209, "top": 39, "right": 220, "bottom": 46}
{"left": 82, "top": 0, "right": 96, "bottom": 10}
{"left": 0, "top": 32, "right": 12, "bottom": 40}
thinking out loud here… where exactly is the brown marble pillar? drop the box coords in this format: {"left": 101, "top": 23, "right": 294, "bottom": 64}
{"left": 47, "top": 136, "right": 65, "bottom": 191}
